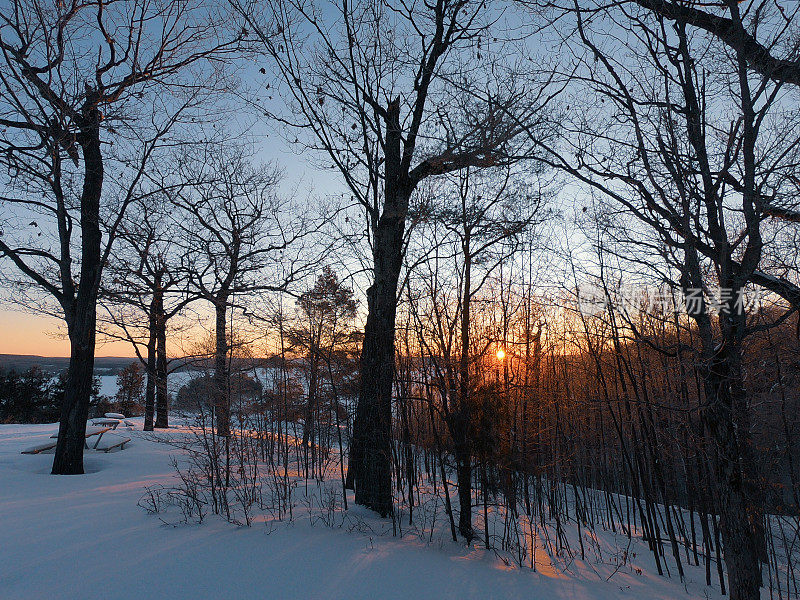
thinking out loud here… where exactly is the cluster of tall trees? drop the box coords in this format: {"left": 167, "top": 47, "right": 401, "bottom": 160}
{"left": 1, "top": 0, "right": 799, "bottom": 598}
{"left": 0, "top": 367, "right": 103, "bottom": 423}
{"left": 0, "top": 367, "right": 64, "bottom": 424}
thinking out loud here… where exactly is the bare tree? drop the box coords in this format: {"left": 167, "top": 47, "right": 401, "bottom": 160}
{"left": 406, "top": 166, "right": 546, "bottom": 541}
{"left": 524, "top": 4, "right": 800, "bottom": 597}
{"left": 629, "top": 0, "right": 800, "bottom": 88}
{"left": 176, "top": 149, "right": 311, "bottom": 437}
{"left": 102, "top": 195, "right": 197, "bottom": 430}
{"left": 0, "top": 0, "right": 235, "bottom": 473}
{"left": 234, "top": 0, "right": 556, "bottom": 516}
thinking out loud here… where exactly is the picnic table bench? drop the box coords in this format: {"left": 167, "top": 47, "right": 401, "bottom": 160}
{"left": 20, "top": 426, "right": 112, "bottom": 454}
{"left": 20, "top": 440, "right": 62, "bottom": 455}
{"left": 94, "top": 433, "right": 132, "bottom": 453}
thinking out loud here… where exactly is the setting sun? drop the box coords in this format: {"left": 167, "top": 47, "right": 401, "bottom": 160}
{"left": 495, "top": 348, "right": 506, "bottom": 361}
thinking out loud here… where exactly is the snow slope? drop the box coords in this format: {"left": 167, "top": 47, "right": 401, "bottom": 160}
{"left": 0, "top": 422, "right": 730, "bottom": 600}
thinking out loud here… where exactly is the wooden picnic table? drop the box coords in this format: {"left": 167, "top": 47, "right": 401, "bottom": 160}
{"left": 54, "top": 427, "right": 130, "bottom": 452}
{"left": 87, "top": 426, "right": 111, "bottom": 449}
{"left": 54, "top": 426, "right": 113, "bottom": 449}
{"left": 21, "top": 426, "right": 111, "bottom": 454}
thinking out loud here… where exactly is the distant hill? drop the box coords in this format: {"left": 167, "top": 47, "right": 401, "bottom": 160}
{"left": 0, "top": 354, "right": 283, "bottom": 376}
{"left": 0, "top": 355, "right": 138, "bottom": 375}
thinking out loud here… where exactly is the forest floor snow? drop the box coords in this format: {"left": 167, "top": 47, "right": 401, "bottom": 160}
{"left": 1, "top": 420, "right": 733, "bottom": 600}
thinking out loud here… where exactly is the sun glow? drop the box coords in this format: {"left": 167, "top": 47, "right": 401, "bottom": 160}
{"left": 495, "top": 348, "right": 506, "bottom": 361}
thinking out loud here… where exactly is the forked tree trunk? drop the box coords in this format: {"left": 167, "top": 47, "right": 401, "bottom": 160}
{"left": 52, "top": 105, "right": 103, "bottom": 475}
{"left": 347, "top": 101, "right": 405, "bottom": 516}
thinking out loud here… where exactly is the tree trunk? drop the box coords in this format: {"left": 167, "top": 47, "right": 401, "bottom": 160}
{"left": 347, "top": 100, "right": 406, "bottom": 517}
{"left": 52, "top": 104, "right": 103, "bottom": 475}
{"left": 52, "top": 321, "right": 97, "bottom": 474}
{"left": 154, "top": 290, "right": 169, "bottom": 428}
{"left": 143, "top": 295, "right": 158, "bottom": 431}
{"left": 213, "top": 298, "right": 230, "bottom": 437}
{"left": 456, "top": 446, "right": 474, "bottom": 542}
{"left": 302, "top": 346, "right": 319, "bottom": 450}
{"left": 347, "top": 251, "right": 402, "bottom": 516}
{"left": 456, "top": 241, "right": 474, "bottom": 541}
{"left": 703, "top": 337, "right": 763, "bottom": 600}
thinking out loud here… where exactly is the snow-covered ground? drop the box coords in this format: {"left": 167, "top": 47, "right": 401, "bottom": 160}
{"left": 1, "top": 421, "right": 736, "bottom": 600}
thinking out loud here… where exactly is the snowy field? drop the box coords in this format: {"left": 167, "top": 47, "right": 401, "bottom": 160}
{"left": 1, "top": 420, "right": 740, "bottom": 600}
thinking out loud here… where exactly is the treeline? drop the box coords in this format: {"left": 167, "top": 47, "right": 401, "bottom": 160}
{"left": 393, "top": 291, "right": 800, "bottom": 595}
{"left": 169, "top": 275, "right": 800, "bottom": 597}
{"left": 0, "top": 368, "right": 100, "bottom": 424}
{"left": 0, "top": 362, "right": 152, "bottom": 424}
{"left": 166, "top": 261, "right": 800, "bottom": 597}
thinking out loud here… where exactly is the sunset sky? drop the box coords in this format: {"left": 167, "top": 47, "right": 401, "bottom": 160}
{"left": 0, "top": 122, "right": 340, "bottom": 359}
{"left": 0, "top": 309, "right": 134, "bottom": 357}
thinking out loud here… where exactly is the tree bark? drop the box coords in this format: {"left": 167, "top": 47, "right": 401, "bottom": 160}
{"left": 143, "top": 292, "right": 158, "bottom": 431}
{"left": 302, "top": 345, "right": 319, "bottom": 450}
{"left": 456, "top": 241, "right": 474, "bottom": 541}
{"left": 347, "top": 237, "right": 403, "bottom": 516}
{"left": 703, "top": 336, "right": 764, "bottom": 600}
{"left": 154, "top": 291, "right": 168, "bottom": 428}
{"left": 347, "top": 100, "right": 405, "bottom": 516}
{"left": 52, "top": 319, "right": 97, "bottom": 474}
{"left": 213, "top": 298, "right": 230, "bottom": 437}
{"left": 455, "top": 446, "right": 474, "bottom": 541}
{"left": 52, "top": 103, "right": 103, "bottom": 475}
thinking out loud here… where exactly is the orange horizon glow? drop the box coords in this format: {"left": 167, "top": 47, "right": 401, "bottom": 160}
{"left": 0, "top": 309, "right": 136, "bottom": 358}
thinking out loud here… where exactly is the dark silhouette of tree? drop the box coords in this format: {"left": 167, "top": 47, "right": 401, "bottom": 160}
{"left": 0, "top": 0, "right": 237, "bottom": 474}
{"left": 290, "top": 266, "right": 358, "bottom": 476}
{"left": 523, "top": 4, "right": 800, "bottom": 597}
{"left": 115, "top": 362, "right": 144, "bottom": 417}
{"left": 629, "top": 0, "right": 800, "bottom": 88}
{"left": 235, "top": 0, "right": 557, "bottom": 516}
{"left": 102, "top": 194, "right": 198, "bottom": 430}
{"left": 176, "top": 148, "right": 310, "bottom": 437}
{"left": 0, "top": 367, "right": 59, "bottom": 423}
{"left": 406, "top": 166, "right": 546, "bottom": 541}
